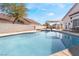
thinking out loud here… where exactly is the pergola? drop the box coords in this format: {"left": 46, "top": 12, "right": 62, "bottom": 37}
{"left": 46, "top": 20, "right": 62, "bottom": 29}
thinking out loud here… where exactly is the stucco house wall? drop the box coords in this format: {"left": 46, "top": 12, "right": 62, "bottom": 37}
{"left": 62, "top": 4, "right": 79, "bottom": 30}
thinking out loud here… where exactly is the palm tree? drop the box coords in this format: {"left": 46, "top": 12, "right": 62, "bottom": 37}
{"left": 0, "top": 3, "right": 27, "bottom": 24}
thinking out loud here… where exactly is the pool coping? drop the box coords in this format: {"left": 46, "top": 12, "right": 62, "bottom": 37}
{"left": 51, "top": 30, "right": 79, "bottom": 37}
{"left": 0, "top": 30, "right": 37, "bottom": 37}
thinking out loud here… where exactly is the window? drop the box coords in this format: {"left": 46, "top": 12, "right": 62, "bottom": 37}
{"left": 68, "top": 23, "right": 70, "bottom": 25}
{"left": 70, "top": 17, "right": 72, "bottom": 19}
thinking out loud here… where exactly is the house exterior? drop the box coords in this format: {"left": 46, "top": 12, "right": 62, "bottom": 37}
{"left": 46, "top": 20, "right": 63, "bottom": 30}
{"left": 62, "top": 4, "right": 79, "bottom": 31}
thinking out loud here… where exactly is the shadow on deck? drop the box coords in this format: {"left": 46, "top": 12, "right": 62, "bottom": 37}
{"left": 67, "top": 45, "right": 79, "bottom": 56}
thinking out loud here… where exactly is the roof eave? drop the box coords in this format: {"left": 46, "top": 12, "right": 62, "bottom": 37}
{"left": 62, "top": 3, "right": 77, "bottom": 21}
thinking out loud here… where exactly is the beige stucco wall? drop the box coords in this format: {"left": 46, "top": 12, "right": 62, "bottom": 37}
{"left": 62, "top": 4, "right": 79, "bottom": 30}
{"left": 36, "top": 25, "right": 46, "bottom": 30}
{"left": 0, "top": 23, "right": 34, "bottom": 33}
{"left": 0, "top": 19, "right": 12, "bottom": 23}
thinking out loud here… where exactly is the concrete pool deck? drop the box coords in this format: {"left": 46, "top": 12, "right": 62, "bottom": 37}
{"left": 0, "top": 30, "right": 37, "bottom": 37}
{"left": 51, "top": 49, "right": 72, "bottom": 56}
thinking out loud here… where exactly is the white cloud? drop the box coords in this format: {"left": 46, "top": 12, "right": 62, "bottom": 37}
{"left": 57, "top": 3, "right": 65, "bottom": 8}
{"left": 50, "top": 3, "right": 65, "bottom": 8}
{"left": 27, "top": 4, "right": 47, "bottom": 12}
{"left": 47, "top": 13, "right": 54, "bottom": 16}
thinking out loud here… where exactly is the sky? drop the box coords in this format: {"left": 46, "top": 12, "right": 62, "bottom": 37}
{"left": 26, "top": 3, "right": 74, "bottom": 24}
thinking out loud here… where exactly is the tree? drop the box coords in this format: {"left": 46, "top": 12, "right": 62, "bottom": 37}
{"left": 44, "top": 22, "right": 50, "bottom": 29}
{"left": 0, "top": 3, "right": 27, "bottom": 24}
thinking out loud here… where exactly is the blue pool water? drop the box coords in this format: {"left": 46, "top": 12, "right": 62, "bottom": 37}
{"left": 0, "top": 31, "right": 79, "bottom": 56}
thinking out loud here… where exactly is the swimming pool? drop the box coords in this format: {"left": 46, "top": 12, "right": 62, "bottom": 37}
{"left": 0, "top": 31, "right": 79, "bottom": 56}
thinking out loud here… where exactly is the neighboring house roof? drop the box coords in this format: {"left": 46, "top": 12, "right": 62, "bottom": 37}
{"left": 0, "top": 13, "right": 40, "bottom": 25}
{"left": 62, "top": 4, "right": 77, "bottom": 21}
{"left": 47, "top": 20, "right": 60, "bottom": 22}
{"left": 24, "top": 18, "right": 41, "bottom": 25}
{"left": 47, "top": 19, "right": 61, "bottom": 23}
{"left": 0, "top": 13, "right": 13, "bottom": 23}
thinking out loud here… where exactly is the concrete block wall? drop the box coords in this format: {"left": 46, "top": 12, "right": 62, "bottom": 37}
{"left": 0, "top": 23, "right": 34, "bottom": 33}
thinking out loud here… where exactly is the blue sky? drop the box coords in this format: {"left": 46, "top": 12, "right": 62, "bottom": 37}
{"left": 26, "top": 3, "right": 74, "bottom": 24}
